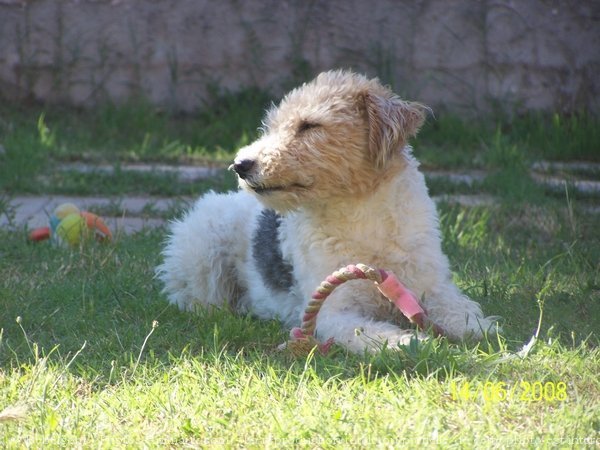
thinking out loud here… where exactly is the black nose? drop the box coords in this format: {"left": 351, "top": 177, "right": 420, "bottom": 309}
{"left": 232, "top": 159, "right": 255, "bottom": 179}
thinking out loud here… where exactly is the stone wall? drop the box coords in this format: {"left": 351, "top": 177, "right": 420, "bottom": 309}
{"left": 0, "top": 0, "right": 598, "bottom": 114}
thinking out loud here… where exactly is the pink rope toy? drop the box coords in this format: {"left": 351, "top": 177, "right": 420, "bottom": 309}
{"left": 284, "top": 263, "right": 445, "bottom": 357}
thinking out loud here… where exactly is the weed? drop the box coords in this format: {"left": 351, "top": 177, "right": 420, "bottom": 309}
{"left": 0, "top": 195, "right": 16, "bottom": 227}
{"left": 37, "top": 114, "right": 56, "bottom": 148}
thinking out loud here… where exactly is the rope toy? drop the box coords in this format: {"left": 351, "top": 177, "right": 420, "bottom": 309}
{"left": 284, "top": 263, "right": 445, "bottom": 357}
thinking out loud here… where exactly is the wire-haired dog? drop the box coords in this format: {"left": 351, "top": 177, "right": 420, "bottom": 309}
{"left": 157, "top": 70, "right": 495, "bottom": 352}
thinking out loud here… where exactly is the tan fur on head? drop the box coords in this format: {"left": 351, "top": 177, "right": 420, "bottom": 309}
{"left": 232, "top": 70, "right": 429, "bottom": 211}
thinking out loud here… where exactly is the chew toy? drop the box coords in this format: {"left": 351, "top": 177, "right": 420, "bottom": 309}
{"left": 285, "top": 263, "right": 445, "bottom": 357}
{"left": 55, "top": 212, "right": 88, "bottom": 246}
{"left": 28, "top": 203, "right": 112, "bottom": 246}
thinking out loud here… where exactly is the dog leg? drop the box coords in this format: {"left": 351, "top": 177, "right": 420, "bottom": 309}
{"left": 315, "top": 309, "right": 426, "bottom": 353}
{"left": 423, "top": 284, "right": 498, "bottom": 340}
{"left": 310, "top": 285, "right": 426, "bottom": 353}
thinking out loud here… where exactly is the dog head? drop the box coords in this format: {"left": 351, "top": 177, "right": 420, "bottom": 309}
{"left": 231, "top": 70, "right": 428, "bottom": 211}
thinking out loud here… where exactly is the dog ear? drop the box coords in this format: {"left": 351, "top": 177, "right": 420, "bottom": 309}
{"left": 365, "top": 93, "right": 427, "bottom": 169}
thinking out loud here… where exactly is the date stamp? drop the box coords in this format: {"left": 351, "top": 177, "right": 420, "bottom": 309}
{"left": 450, "top": 380, "right": 568, "bottom": 403}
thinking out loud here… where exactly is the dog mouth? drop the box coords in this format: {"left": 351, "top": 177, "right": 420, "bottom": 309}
{"left": 248, "top": 182, "right": 308, "bottom": 195}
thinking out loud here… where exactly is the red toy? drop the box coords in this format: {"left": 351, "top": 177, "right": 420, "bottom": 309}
{"left": 284, "top": 264, "right": 446, "bottom": 356}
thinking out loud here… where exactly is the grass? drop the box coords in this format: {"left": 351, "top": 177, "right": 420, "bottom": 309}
{"left": 0, "top": 210, "right": 598, "bottom": 447}
{"left": 0, "top": 90, "right": 269, "bottom": 196}
{"left": 417, "top": 112, "right": 600, "bottom": 168}
{"left": 1, "top": 93, "right": 599, "bottom": 447}
{"left": 1, "top": 92, "right": 599, "bottom": 196}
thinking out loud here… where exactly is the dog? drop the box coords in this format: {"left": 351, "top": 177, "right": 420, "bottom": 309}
{"left": 157, "top": 70, "right": 496, "bottom": 353}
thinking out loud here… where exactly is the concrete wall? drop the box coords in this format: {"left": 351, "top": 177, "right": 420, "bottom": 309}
{"left": 1, "top": 0, "right": 598, "bottom": 115}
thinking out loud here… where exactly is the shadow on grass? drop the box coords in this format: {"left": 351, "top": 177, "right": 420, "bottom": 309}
{"left": 0, "top": 226, "right": 495, "bottom": 386}
{"left": 1, "top": 211, "right": 597, "bottom": 387}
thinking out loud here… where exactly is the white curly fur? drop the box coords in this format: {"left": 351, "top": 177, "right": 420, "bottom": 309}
{"left": 157, "top": 70, "right": 496, "bottom": 353}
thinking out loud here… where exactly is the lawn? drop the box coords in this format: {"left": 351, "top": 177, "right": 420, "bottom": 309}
{"left": 1, "top": 93, "right": 599, "bottom": 448}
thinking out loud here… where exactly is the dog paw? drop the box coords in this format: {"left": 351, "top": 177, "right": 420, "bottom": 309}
{"left": 462, "top": 314, "right": 502, "bottom": 340}
{"left": 355, "top": 328, "right": 428, "bottom": 352}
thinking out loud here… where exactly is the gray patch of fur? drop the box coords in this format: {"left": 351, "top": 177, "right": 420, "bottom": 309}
{"left": 252, "top": 209, "right": 294, "bottom": 292}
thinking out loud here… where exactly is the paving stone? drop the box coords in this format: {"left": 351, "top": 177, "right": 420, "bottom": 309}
{"left": 58, "top": 163, "right": 223, "bottom": 181}
{"left": 530, "top": 160, "right": 600, "bottom": 194}
{"left": 3, "top": 161, "right": 599, "bottom": 235}
{"left": 531, "top": 174, "right": 600, "bottom": 194}
{"left": 531, "top": 161, "right": 600, "bottom": 173}
{"left": 425, "top": 170, "right": 487, "bottom": 185}
{"left": 428, "top": 167, "right": 600, "bottom": 194}
{"left": 106, "top": 217, "right": 167, "bottom": 235}
{"left": 3, "top": 192, "right": 500, "bottom": 235}
{"left": 1, "top": 195, "right": 194, "bottom": 233}
{"left": 2, "top": 196, "right": 50, "bottom": 227}
{"left": 432, "top": 194, "right": 496, "bottom": 207}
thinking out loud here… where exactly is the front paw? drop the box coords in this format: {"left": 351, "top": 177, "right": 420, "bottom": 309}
{"left": 354, "top": 327, "right": 428, "bottom": 352}
{"left": 460, "top": 314, "right": 502, "bottom": 340}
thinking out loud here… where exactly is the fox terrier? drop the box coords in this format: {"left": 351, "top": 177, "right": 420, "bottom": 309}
{"left": 157, "top": 70, "right": 495, "bottom": 353}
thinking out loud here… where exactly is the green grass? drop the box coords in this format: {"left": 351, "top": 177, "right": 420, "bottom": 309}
{"left": 1, "top": 339, "right": 597, "bottom": 447}
{"left": 1, "top": 202, "right": 598, "bottom": 447}
{"left": 418, "top": 112, "right": 600, "bottom": 168}
{"left": 28, "top": 168, "right": 237, "bottom": 197}
{"left": 1, "top": 93, "right": 599, "bottom": 196}
{"left": 0, "top": 90, "right": 270, "bottom": 195}
{"left": 2, "top": 89, "right": 271, "bottom": 163}
{"left": 1, "top": 94, "right": 600, "bottom": 447}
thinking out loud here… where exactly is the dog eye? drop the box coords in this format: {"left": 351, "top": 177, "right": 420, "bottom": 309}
{"left": 297, "top": 120, "right": 320, "bottom": 133}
